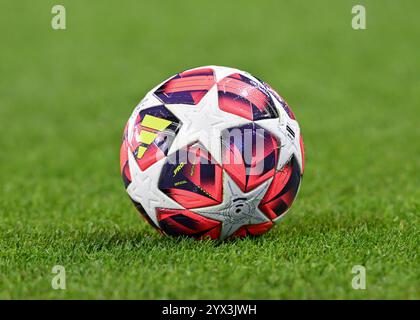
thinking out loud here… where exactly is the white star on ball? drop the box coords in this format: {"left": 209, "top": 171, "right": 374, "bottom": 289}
{"left": 164, "top": 85, "right": 250, "bottom": 164}
{"left": 126, "top": 151, "right": 183, "bottom": 226}
{"left": 193, "top": 172, "right": 272, "bottom": 240}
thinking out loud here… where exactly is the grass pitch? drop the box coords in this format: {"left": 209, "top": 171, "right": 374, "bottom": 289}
{"left": 0, "top": 0, "right": 419, "bottom": 299}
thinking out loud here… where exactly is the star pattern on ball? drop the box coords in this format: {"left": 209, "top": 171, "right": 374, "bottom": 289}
{"left": 212, "top": 65, "right": 241, "bottom": 82}
{"left": 194, "top": 173, "right": 272, "bottom": 240}
{"left": 126, "top": 151, "right": 183, "bottom": 225}
{"left": 121, "top": 65, "right": 304, "bottom": 240}
{"left": 256, "top": 117, "right": 302, "bottom": 170}
{"left": 164, "top": 85, "right": 250, "bottom": 164}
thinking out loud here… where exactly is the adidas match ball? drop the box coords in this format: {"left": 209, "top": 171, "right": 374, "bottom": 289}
{"left": 120, "top": 66, "right": 305, "bottom": 240}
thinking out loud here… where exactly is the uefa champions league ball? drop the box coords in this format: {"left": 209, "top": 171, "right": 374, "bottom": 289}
{"left": 120, "top": 66, "right": 305, "bottom": 240}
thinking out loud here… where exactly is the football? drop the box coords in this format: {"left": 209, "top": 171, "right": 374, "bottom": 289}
{"left": 120, "top": 66, "right": 305, "bottom": 240}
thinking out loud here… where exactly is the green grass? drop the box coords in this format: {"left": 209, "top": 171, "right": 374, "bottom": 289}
{"left": 0, "top": 0, "right": 419, "bottom": 299}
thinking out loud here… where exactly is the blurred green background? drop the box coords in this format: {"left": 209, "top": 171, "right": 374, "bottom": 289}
{"left": 0, "top": 0, "right": 418, "bottom": 299}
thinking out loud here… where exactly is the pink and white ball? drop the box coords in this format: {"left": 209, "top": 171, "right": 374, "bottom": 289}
{"left": 120, "top": 66, "right": 305, "bottom": 240}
